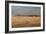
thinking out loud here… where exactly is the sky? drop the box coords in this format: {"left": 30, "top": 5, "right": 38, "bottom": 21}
{"left": 11, "top": 6, "right": 41, "bottom": 16}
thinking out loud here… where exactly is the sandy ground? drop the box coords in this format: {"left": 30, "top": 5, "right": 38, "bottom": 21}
{"left": 12, "top": 16, "right": 41, "bottom": 28}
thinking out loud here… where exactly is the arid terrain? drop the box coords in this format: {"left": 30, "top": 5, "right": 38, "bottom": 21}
{"left": 12, "top": 16, "right": 41, "bottom": 28}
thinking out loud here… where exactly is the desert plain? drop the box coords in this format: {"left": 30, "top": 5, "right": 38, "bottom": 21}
{"left": 12, "top": 16, "right": 41, "bottom": 28}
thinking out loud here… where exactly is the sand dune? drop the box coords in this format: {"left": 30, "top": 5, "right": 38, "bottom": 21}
{"left": 12, "top": 16, "right": 41, "bottom": 28}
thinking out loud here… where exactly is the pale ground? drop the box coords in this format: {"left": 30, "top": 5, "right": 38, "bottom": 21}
{"left": 12, "top": 16, "right": 41, "bottom": 28}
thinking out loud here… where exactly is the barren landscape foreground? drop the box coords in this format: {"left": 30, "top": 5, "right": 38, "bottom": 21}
{"left": 12, "top": 16, "right": 41, "bottom": 28}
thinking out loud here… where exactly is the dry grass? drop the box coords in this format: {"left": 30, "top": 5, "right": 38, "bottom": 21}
{"left": 12, "top": 16, "right": 41, "bottom": 28}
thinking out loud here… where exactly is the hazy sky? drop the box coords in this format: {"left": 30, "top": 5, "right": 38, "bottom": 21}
{"left": 11, "top": 6, "right": 41, "bottom": 16}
